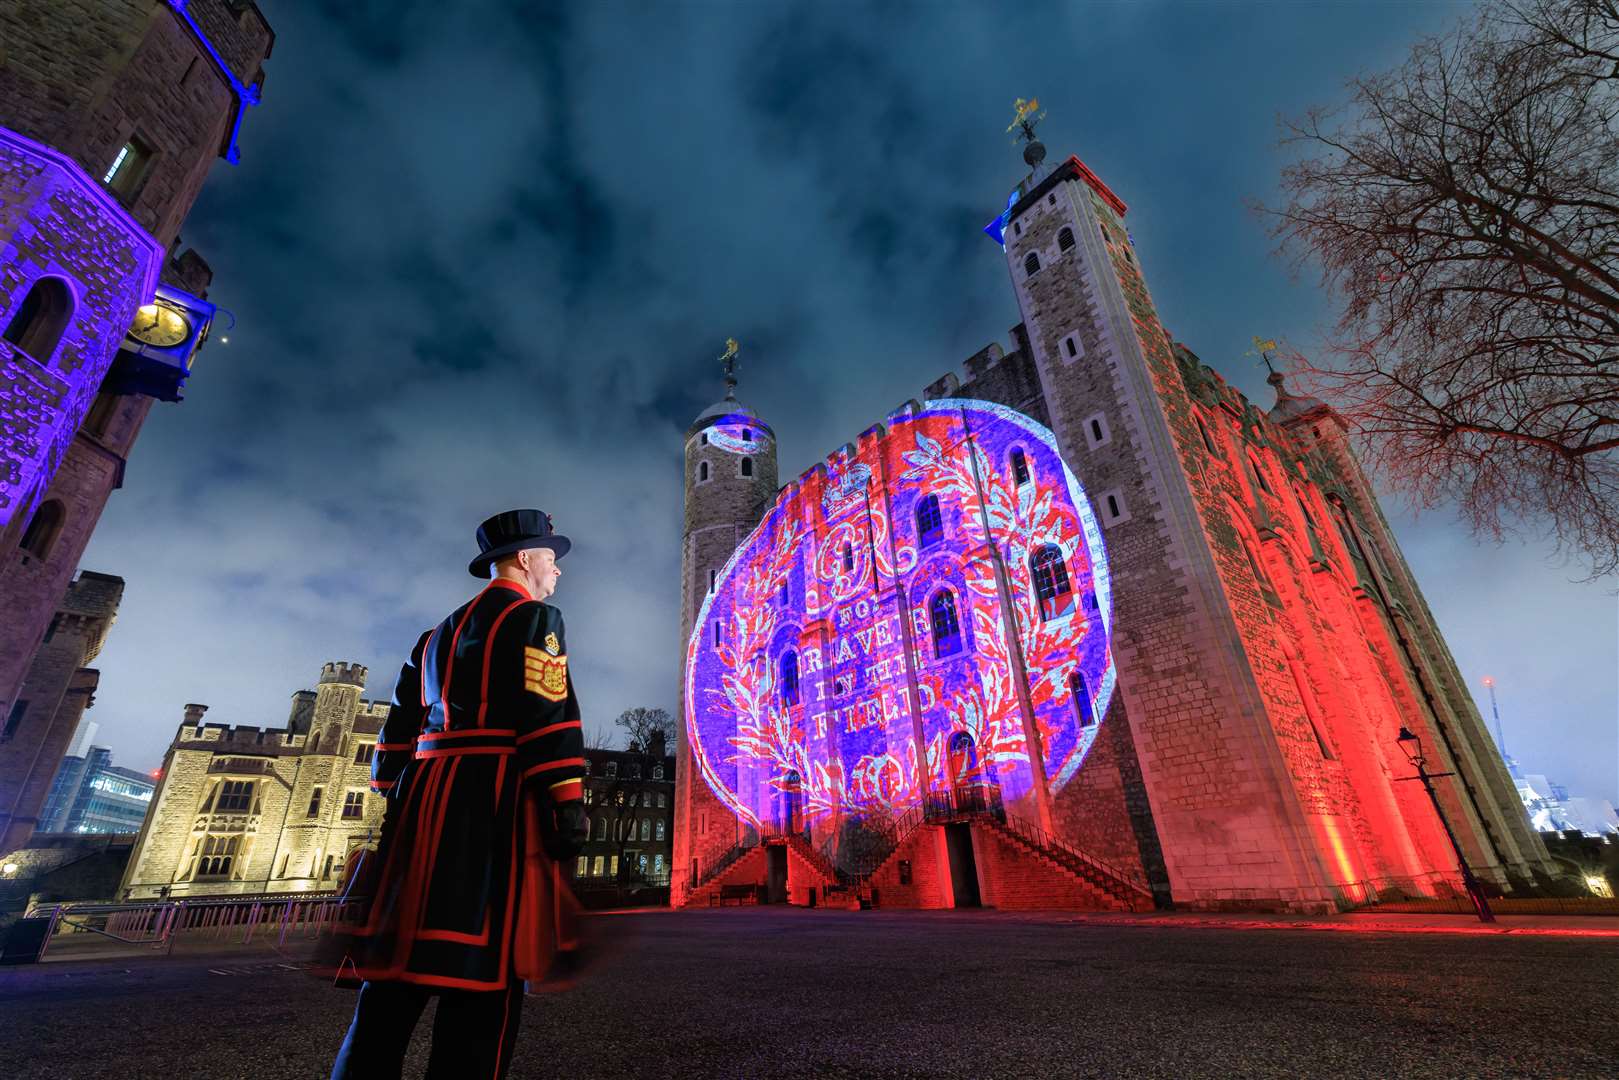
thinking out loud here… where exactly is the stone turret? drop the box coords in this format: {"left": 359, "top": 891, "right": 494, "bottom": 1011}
{"left": 673, "top": 349, "right": 779, "bottom": 904}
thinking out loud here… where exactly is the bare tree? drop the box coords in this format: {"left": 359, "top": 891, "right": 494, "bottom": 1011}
{"left": 614, "top": 706, "right": 674, "bottom": 752}
{"left": 1264, "top": 0, "right": 1619, "bottom": 577}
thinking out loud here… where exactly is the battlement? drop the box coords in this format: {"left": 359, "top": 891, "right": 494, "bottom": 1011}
{"left": 319, "top": 661, "right": 368, "bottom": 688}
{"left": 176, "top": 720, "right": 305, "bottom": 751}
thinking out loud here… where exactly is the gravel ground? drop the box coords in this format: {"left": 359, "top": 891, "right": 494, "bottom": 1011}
{"left": 0, "top": 907, "right": 1613, "bottom": 1079}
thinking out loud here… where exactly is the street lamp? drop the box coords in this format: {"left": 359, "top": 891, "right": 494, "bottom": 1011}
{"left": 1396, "top": 726, "right": 1495, "bottom": 922}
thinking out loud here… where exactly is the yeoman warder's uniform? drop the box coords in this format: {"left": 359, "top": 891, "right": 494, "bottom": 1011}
{"left": 330, "top": 510, "right": 587, "bottom": 1080}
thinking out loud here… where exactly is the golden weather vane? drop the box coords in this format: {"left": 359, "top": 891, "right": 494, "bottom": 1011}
{"left": 720, "top": 338, "right": 741, "bottom": 397}
{"left": 1007, "top": 97, "right": 1046, "bottom": 141}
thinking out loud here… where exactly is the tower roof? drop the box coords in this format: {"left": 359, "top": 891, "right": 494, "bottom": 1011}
{"left": 1266, "top": 369, "right": 1332, "bottom": 424}
{"left": 688, "top": 338, "right": 772, "bottom": 438}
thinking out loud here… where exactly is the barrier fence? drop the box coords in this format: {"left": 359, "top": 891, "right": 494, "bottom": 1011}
{"left": 21, "top": 893, "right": 369, "bottom": 960}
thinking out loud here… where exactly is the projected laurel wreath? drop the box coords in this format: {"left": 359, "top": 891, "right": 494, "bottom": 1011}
{"left": 686, "top": 399, "right": 1115, "bottom": 831}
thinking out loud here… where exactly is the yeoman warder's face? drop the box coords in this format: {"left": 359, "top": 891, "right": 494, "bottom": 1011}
{"left": 523, "top": 547, "right": 561, "bottom": 601}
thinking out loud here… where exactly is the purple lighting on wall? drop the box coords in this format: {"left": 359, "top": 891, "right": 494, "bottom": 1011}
{"left": 167, "top": 0, "right": 261, "bottom": 165}
{"left": 685, "top": 400, "right": 1116, "bottom": 846}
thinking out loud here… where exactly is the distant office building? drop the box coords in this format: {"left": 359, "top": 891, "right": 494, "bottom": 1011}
{"left": 574, "top": 734, "right": 675, "bottom": 893}
{"left": 39, "top": 745, "right": 154, "bottom": 834}
{"left": 1516, "top": 770, "right": 1619, "bottom": 837}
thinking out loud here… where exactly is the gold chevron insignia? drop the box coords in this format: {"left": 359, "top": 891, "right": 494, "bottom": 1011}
{"left": 523, "top": 646, "right": 568, "bottom": 701}
{"left": 543, "top": 632, "right": 560, "bottom": 656}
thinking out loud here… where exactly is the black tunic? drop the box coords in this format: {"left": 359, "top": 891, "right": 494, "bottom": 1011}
{"left": 342, "top": 577, "right": 586, "bottom": 990}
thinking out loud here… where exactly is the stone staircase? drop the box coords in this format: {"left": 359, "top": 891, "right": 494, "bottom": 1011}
{"left": 981, "top": 816, "right": 1156, "bottom": 912}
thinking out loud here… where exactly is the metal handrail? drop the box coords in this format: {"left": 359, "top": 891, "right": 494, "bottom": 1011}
{"left": 22, "top": 893, "right": 367, "bottom": 960}
{"left": 992, "top": 812, "right": 1156, "bottom": 903}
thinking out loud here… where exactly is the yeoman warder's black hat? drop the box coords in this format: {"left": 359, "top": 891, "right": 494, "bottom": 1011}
{"left": 468, "top": 508, "right": 572, "bottom": 578}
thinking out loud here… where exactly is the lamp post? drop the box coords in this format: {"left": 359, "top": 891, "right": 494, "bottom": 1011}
{"left": 1396, "top": 726, "right": 1495, "bottom": 922}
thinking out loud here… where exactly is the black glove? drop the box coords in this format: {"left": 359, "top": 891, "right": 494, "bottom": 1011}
{"left": 544, "top": 799, "right": 589, "bottom": 860}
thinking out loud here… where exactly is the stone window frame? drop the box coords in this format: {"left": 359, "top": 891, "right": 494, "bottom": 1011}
{"left": 739, "top": 456, "right": 753, "bottom": 478}
{"left": 102, "top": 131, "right": 158, "bottom": 206}
{"left": 1083, "top": 411, "right": 1111, "bottom": 450}
{"left": 697, "top": 460, "right": 710, "bottom": 484}
{"left": 2, "top": 274, "right": 76, "bottom": 367}
{"left": 341, "top": 789, "right": 366, "bottom": 819}
{"left": 1059, "top": 331, "right": 1085, "bottom": 364}
{"left": 19, "top": 499, "right": 67, "bottom": 561}
{"left": 1097, "top": 488, "right": 1132, "bottom": 527}
{"left": 927, "top": 587, "right": 964, "bottom": 658}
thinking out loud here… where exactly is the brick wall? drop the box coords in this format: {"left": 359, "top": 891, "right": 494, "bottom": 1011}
{"left": 866, "top": 823, "right": 948, "bottom": 909}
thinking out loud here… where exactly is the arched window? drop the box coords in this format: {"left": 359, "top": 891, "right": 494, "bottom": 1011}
{"left": 741, "top": 457, "right": 753, "bottom": 477}
{"left": 779, "top": 650, "right": 799, "bottom": 706}
{"left": 1068, "top": 671, "right": 1095, "bottom": 727}
{"left": 2, "top": 277, "right": 73, "bottom": 365}
{"left": 1248, "top": 453, "right": 1273, "bottom": 495}
{"left": 19, "top": 499, "right": 65, "bottom": 560}
{"left": 841, "top": 542, "right": 854, "bottom": 572}
{"left": 1029, "top": 544, "right": 1074, "bottom": 620}
{"left": 915, "top": 494, "right": 943, "bottom": 547}
{"left": 698, "top": 461, "right": 709, "bottom": 481}
{"left": 1058, "top": 227, "right": 1076, "bottom": 252}
{"left": 1196, "top": 415, "right": 1218, "bottom": 455}
{"left": 1023, "top": 252, "right": 1041, "bottom": 276}
{"left": 929, "top": 589, "right": 962, "bottom": 658}
{"left": 1010, "top": 447, "right": 1030, "bottom": 486}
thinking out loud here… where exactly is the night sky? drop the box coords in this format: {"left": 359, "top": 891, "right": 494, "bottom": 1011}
{"left": 80, "top": 1, "right": 1616, "bottom": 807}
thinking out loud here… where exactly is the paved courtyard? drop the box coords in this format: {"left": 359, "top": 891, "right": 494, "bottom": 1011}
{"left": 0, "top": 908, "right": 1614, "bottom": 1079}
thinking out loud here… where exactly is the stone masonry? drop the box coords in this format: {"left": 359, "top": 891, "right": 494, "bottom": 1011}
{"left": 120, "top": 662, "right": 388, "bottom": 899}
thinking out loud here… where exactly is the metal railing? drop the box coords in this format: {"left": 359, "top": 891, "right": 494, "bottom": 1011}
{"left": 23, "top": 892, "right": 367, "bottom": 960}
{"left": 989, "top": 812, "right": 1157, "bottom": 907}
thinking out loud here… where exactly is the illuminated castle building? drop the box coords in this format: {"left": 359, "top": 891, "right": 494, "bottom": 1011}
{"left": 674, "top": 136, "right": 1552, "bottom": 913}
{"left": 119, "top": 662, "right": 386, "bottom": 899}
{"left": 0, "top": 2, "right": 273, "bottom": 852}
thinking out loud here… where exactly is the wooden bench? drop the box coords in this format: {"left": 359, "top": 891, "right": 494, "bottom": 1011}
{"left": 714, "top": 883, "right": 760, "bottom": 906}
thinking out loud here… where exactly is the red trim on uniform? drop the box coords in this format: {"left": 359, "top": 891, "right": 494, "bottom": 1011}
{"left": 417, "top": 728, "right": 516, "bottom": 741}
{"left": 548, "top": 779, "right": 583, "bottom": 802}
{"left": 487, "top": 578, "right": 535, "bottom": 600}
{"left": 415, "top": 927, "right": 492, "bottom": 945}
{"left": 414, "top": 745, "right": 515, "bottom": 759}
{"left": 492, "top": 982, "right": 518, "bottom": 1079}
{"left": 521, "top": 756, "right": 587, "bottom": 781}
{"left": 370, "top": 778, "right": 395, "bottom": 790}
{"left": 376, "top": 741, "right": 415, "bottom": 751}
{"left": 517, "top": 719, "right": 582, "bottom": 744}
{"left": 478, "top": 598, "right": 529, "bottom": 728}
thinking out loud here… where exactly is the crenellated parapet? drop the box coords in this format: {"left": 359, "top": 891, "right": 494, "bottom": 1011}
{"left": 318, "top": 661, "right": 368, "bottom": 688}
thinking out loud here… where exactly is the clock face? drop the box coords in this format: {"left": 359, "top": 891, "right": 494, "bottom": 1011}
{"left": 128, "top": 303, "right": 191, "bottom": 348}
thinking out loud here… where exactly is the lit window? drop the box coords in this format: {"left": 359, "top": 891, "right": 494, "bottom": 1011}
{"left": 576, "top": 855, "right": 588, "bottom": 877}
{"left": 658, "top": 792, "right": 667, "bottom": 807}
{"left": 640, "top": 819, "right": 651, "bottom": 841}
{"left": 654, "top": 853, "right": 665, "bottom": 876}
{"left": 1069, "top": 671, "right": 1095, "bottom": 727}
{"left": 915, "top": 494, "right": 943, "bottom": 547}
{"left": 102, "top": 135, "right": 154, "bottom": 202}
{"left": 1010, "top": 448, "right": 1030, "bottom": 486}
{"left": 592, "top": 855, "right": 605, "bottom": 876}
{"left": 1058, "top": 226, "right": 1076, "bottom": 252}
{"left": 1023, "top": 252, "right": 1040, "bottom": 276}
{"left": 609, "top": 855, "right": 619, "bottom": 877}
{"left": 929, "top": 590, "right": 962, "bottom": 658}
{"left": 1030, "top": 545, "right": 1075, "bottom": 620}
{"left": 780, "top": 651, "right": 799, "bottom": 706}
{"left": 342, "top": 790, "right": 365, "bottom": 819}
{"left": 656, "top": 819, "right": 666, "bottom": 840}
